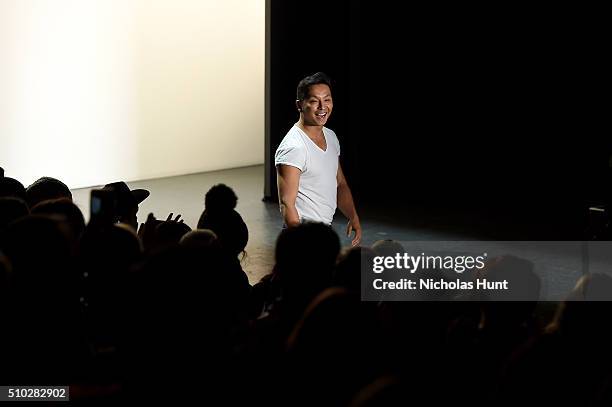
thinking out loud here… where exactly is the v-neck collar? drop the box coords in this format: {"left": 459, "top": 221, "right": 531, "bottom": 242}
{"left": 295, "top": 125, "right": 328, "bottom": 153}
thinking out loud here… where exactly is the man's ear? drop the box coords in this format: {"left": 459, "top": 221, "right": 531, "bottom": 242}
{"left": 296, "top": 100, "right": 302, "bottom": 112}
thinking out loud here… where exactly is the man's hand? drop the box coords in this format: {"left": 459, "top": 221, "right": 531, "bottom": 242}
{"left": 346, "top": 216, "right": 362, "bottom": 247}
{"left": 337, "top": 163, "right": 361, "bottom": 246}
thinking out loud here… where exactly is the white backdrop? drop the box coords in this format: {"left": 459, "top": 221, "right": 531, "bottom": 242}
{"left": 0, "top": 0, "right": 264, "bottom": 188}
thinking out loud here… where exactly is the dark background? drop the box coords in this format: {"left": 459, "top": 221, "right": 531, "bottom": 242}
{"left": 265, "top": 1, "right": 610, "bottom": 239}
{"left": 264, "top": 0, "right": 360, "bottom": 202}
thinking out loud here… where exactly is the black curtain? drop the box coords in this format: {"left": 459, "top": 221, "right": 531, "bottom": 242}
{"left": 264, "top": 0, "right": 360, "bottom": 202}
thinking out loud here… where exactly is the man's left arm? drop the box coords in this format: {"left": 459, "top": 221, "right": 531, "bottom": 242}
{"left": 337, "top": 162, "right": 361, "bottom": 246}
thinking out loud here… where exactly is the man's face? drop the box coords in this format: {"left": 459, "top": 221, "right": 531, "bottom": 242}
{"left": 298, "top": 84, "right": 333, "bottom": 126}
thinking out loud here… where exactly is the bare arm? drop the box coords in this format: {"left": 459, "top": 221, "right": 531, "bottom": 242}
{"left": 337, "top": 163, "right": 361, "bottom": 246}
{"left": 276, "top": 164, "right": 301, "bottom": 227}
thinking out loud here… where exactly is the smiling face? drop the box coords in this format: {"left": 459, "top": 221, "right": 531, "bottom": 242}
{"left": 297, "top": 84, "right": 333, "bottom": 127}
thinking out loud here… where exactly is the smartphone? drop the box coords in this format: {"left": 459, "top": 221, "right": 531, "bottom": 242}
{"left": 90, "top": 188, "right": 117, "bottom": 224}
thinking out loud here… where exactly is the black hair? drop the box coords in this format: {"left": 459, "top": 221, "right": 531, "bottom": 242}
{"left": 296, "top": 72, "right": 332, "bottom": 102}
{"left": 26, "top": 177, "right": 72, "bottom": 208}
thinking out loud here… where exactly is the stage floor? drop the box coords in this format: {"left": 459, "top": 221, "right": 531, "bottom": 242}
{"left": 72, "top": 165, "right": 470, "bottom": 285}
{"left": 72, "top": 165, "right": 599, "bottom": 300}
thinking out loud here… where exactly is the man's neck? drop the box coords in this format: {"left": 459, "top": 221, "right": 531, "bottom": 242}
{"left": 297, "top": 119, "right": 323, "bottom": 140}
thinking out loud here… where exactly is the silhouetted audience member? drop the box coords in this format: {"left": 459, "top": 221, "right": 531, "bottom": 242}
{"left": 1, "top": 215, "right": 85, "bottom": 384}
{"left": 0, "top": 176, "right": 27, "bottom": 201}
{"left": 334, "top": 245, "right": 377, "bottom": 293}
{"left": 286, "top": 287, "right": 384, "bottom": 406}
{"left": 137, "top": 212, "right": 188, "bottom": 254}
{"left": 26, "top": 176, "right": 72, "bottom": 208}
{"left": 31, "top": 198, "right": 86, "bottom": 249}
{"left": 369, "top": 239, "right": 430, "bottom": 301}
{"left": 3, "top": 170, "right": 612, "bottom": 405}
{"left": 263, "top": 222, "right": 339, "bottom": 319}
{"left": 371, "top": 239, "right": 406, "bottom": 257}
{"left": 197, "top": 184, "right": 248, "bottom": 257}
{"left": 154, "top": 218, "right": 192, "bottom": 249}
{"left": 443, "top": 256, "right": 541, "bottom": 405}
{"left": 121, "top": 244, "right": 250, "bottom": 402}
{"left": 248, "top": 220, "right": 341, "bottom": 393}
{"left": 179, "top": 229, "right": 219, "bottom": 249}
{"left": 498, "top": 273, "right": 612, "bottom": 406}
{"left": 0, "top": 197, "right": 29, "bottom": 233}
{"left": 476, "top": 255, "right": 541, "bottom": 302}
{"left": 78, "top": 223, "right": 143, "bottom": 354}
{"left": 1, "top": 215, "right": 74, "bottom": 286}
{"left": 103, "top": 181, "right": 149, "bottom": 230}
{"left": 79, "top": 223, "right": 143, "bottom": 285}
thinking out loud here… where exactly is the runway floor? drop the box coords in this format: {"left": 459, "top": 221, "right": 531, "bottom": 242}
{"left": 72, "top": 165, "right": 607, "bottom": 299}
{"left": 72, "top": 165, "right": 470, "bottom": 284}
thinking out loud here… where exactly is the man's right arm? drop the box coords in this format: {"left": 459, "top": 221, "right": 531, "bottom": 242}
{"left": 276, "top": 164, "right": 301, "bottom": 227}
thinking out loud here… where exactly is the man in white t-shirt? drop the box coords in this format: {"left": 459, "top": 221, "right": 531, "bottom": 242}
{"left": 275, "top": 72, "right": 361, "bottom": 246}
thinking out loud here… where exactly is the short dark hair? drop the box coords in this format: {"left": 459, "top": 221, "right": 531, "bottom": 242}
{"left": 26, "top": 177, "right": 72, "bottom": 208}
{"left": 296, "top": 72, "right": 332, "bottom": 101}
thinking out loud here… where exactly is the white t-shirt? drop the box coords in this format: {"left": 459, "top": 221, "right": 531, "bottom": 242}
{"left": 275, "top": 125, "right": 341, "bottom": 225}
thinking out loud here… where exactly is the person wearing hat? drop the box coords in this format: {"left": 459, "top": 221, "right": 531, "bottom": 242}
{"left": 103, "top": 181, "right": 149, "bottom": 230}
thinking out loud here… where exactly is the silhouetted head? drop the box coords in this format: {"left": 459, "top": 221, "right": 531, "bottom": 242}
{"left": 124, "top": 244, "right": 251, "bottom": 369}
{"left": 197, "top": 184, "right": 248, "bottom": 257}
{"left": 287, "top": 287, "right": 383, "bottom": 405}
{"left": 275, "top": 222, "right": 340, "bottom": 304}
{"left": 0, "top": 197, "right": 29, "bottom": 232}
{"left": 79, "top": 222, "right": 142, "bottom": 280}
{"left": 26, "top": 177, "right": 72, "bottom": 208}
{"left": 31, "top": 198, "right": 86, "bottom": 244}
{"left": 103, "top": 181, "right": 149, "bottom": 229}
{"left": 475, "top": 255, "right": 540, "bottom": 329}
{"left": 476, "top": 255, "right": 540, "bottom": 302}
{"left": 155, "top": 220, "right": 193, "bottom": 249}
{"left": 1, "top": 215, "right": 82, "bottom": 379}
{"left": 180, "top": 229, "right": 219, "bottom": 249}
{"left": 0, "top": 177, "right": 26, "bottom": 201}
{"left": 204, "top": 183, "right": 238, "bottom": 212}
{"left": 1, "top": 215, "right": 73, "bottom": 291}
{"left": 335, "top": 246, "right": 377, "bottom": 293}
{"left": 371, "top": 239, "right": 406, "bottom": 257}
{"left": 288, "top": 287, "right": 364, "bottom": 352}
